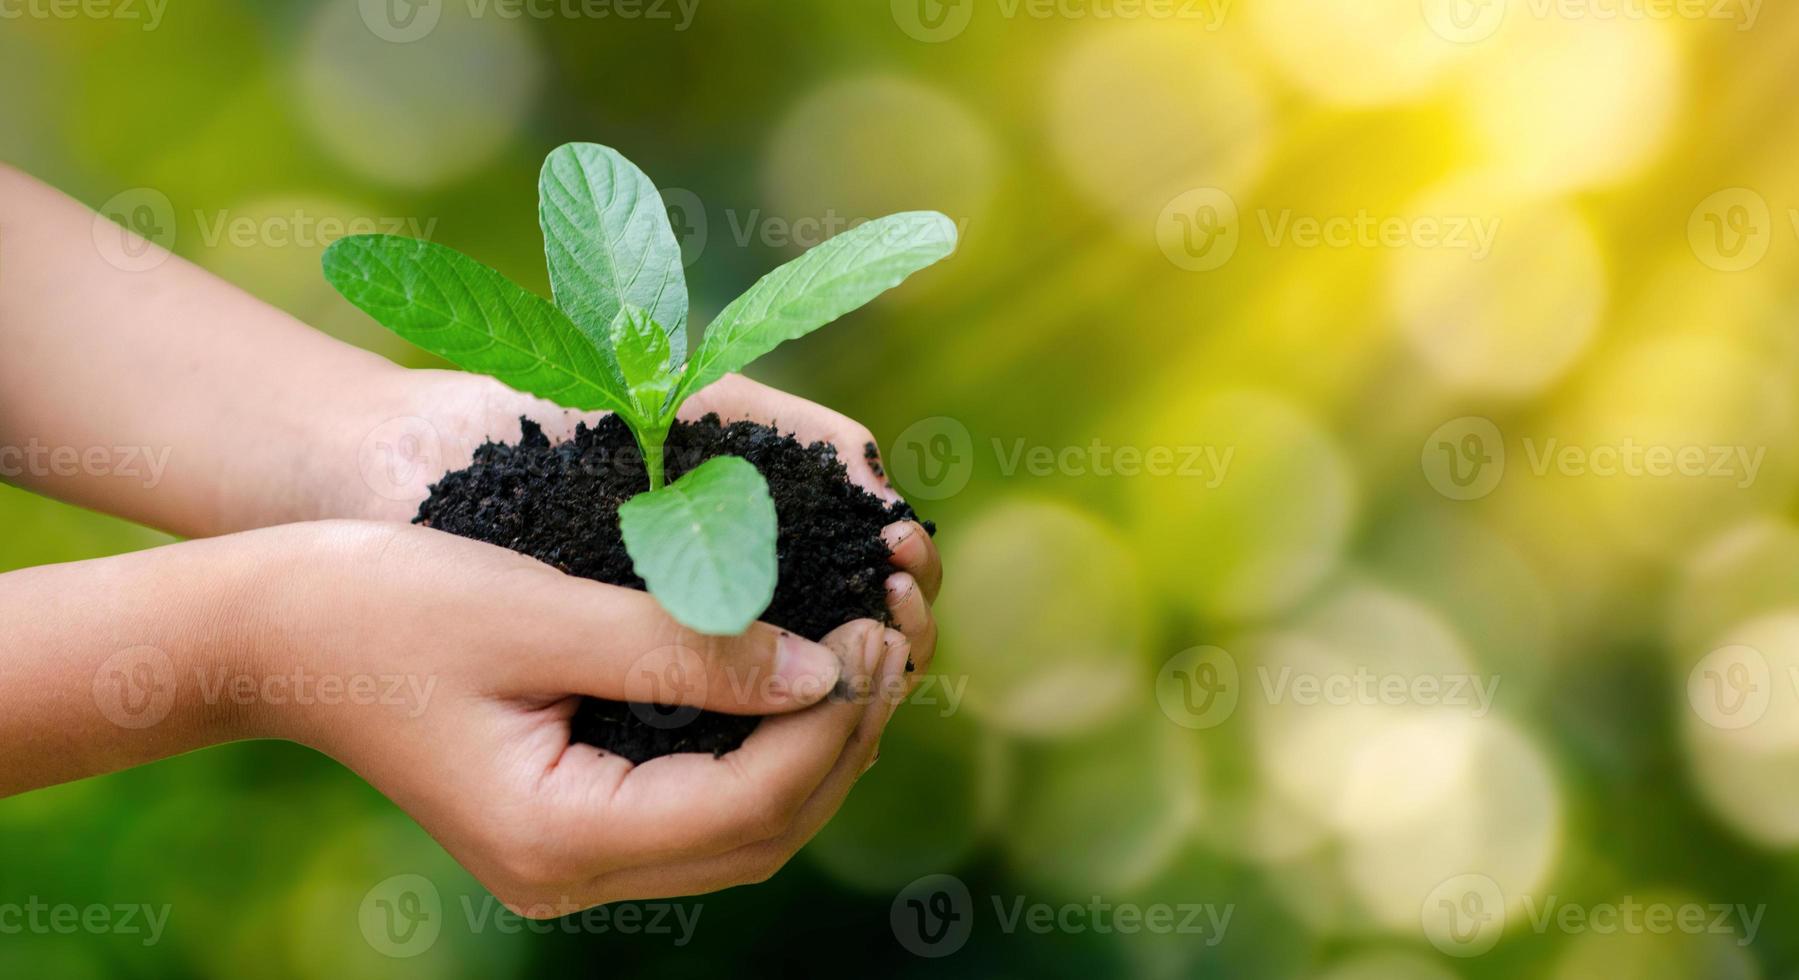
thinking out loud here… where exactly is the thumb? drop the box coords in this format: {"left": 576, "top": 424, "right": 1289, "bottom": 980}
{"left": 496, "top": 579, "right": 848, "bottom": 714}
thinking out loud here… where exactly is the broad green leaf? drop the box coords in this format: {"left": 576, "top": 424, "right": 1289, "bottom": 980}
{"left": 539, "top": 142, "right": 689, "bottom": 364}
{"left": 677, "top": 211, "right": 957, "bottom": 402}
{"left": 322, "top": 234, "right": 634, "bottom": 415}
{"left": 619, "top": 456, "right": 777, "bottom": 635}
{"left": 610, "top": 304, "right": 677, "bottom": 413}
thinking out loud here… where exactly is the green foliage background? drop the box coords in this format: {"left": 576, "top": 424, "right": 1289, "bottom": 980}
{"left": 5, "top": 1, "right": 1799, "bottom": 977}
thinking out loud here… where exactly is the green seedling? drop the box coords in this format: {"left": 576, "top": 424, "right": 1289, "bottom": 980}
{"left": 322, "top": 142, "right": 957, "bottom": 634}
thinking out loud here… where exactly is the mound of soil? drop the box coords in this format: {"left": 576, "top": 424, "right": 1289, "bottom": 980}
{"left": 416, "top": 413, "right": 932, "bottom": 763}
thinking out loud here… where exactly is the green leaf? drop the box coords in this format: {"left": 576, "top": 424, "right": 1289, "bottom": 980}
{"left": 610, "top": 304, "right": 677, "bottom": 413}
{"left": 619, "top": 456, "right": 778, "bottom": 635}
{"left": 322, "top": 234, "right": 634, "bottom": 415}
{"left": 677, "top": 211, "right": 956, "bottom": 402}
{"left": 539, "top": 142, "right": 689, "bottom": 365}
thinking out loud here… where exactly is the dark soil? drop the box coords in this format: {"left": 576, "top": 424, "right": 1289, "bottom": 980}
{"left": 416, "top": 413, "right": 932, "bottom": 764}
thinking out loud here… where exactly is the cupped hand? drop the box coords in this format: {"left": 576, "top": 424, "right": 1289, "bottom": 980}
{"left": 250, "top": 520, "right": 913, "bottom": 913}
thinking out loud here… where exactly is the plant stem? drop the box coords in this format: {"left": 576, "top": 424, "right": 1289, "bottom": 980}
{"left": 636, "top": 423, "right": 670, "bottom": 492}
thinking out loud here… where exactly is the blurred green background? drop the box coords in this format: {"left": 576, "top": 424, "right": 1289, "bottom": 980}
{"left": 7, "top": 0, "right": 1799, "bottom": 976}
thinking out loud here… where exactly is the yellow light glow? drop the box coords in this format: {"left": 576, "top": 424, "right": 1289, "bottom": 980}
{"left": 1457, "top": 16, "right": 1683, "bottom": 193}
{"left": 1389, "top": 176, "right": 1607, "bottom": 395}
{"left": 1049, "top": 20, "right": 1274, "bottom": 230}
{"left": 1248, "top": 0, "right": 1468, "bottom": 106}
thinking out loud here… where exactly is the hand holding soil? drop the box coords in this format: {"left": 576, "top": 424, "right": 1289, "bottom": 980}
{"left": 0, "top": 158, "right": 943, "bottom": 909}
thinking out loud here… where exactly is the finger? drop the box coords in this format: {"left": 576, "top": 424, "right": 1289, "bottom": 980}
{"left": 538, "top": 620, "right": 890, "bottom": 874}
{"left": 681, "top": 374, "right": 898, "bottom": 502}
{"left": 884, "top": 572, "right": 939, "bottom": 677}
{"left": 565, "top": 629, "right": 912, "bottom": 903}
{"left": 486, "top": 567, "right": 843, "bottom": 714}
{"left": 882, "top": 521, "right": 941, "bottom": 602}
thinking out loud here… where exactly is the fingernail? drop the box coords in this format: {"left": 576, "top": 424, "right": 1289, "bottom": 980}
{"left": 881, "top": 522, "right": 916, "bottom": 553}
{"left": 775, "top": 631, "right": 841, "bottom": 704}
{"left": 880, "top": 629, "right": 911, "bottom": 711}
{"left": 828, "top": 625, "right": 886, "bottom": 703}
{"left": 885, "top": 573, "right": 914, "bottom": 602}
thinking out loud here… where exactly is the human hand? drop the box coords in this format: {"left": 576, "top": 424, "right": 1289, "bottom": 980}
{"left": 329, "top": 368, "right": 941, "bottom": 678}
{"left": 247, "top": 520, "right": 912, "bottom": 912}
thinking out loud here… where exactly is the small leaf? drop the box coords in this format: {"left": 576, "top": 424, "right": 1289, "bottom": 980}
{"left": 610, "top": 304, "right": 675, "bottom": 413}
{"left": 619, "top": 456, "right": 777, "bottom": 635}
{"left": 677, "top": 211, "right": 957, "bottom": 402}
{"left": 540, "top": 142, "right": 689, "bottom": 364}
{"left": 323, "top": 234, "right": 635, "bottom": 415}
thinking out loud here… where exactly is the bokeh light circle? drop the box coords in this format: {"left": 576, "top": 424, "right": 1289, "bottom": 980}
{"left": 1049, "top": 20, "right": 1273, "bottom": 230}
{"left": 296, "top": 1, "right": 542, "bottom": 189}
{"left": 763, "top": 76, "right": 997, "bottom": 254}
{"left": 1344, "top": 719, "right": 1561, "bottom": 936}
{"left": 1684, "top": 612, "right": 1799, "bottom": 845}
{"left": 1131, "top": 388, "right": 1355, "bottom": 621}
{"left": 1248, "top": 0, "right": 1470, "bottom": 106}
{"left": 1456, "top": 15, "right": 1682, "bottom": 194}
{"left": 1002, "top": 711, "right": 1201, "bottom": 895}
{"left": 1389, "top": 176, "right": 1606, "bottom": 395}
{"left": 937, "top": 499, "right": 1148, "bottom": 738}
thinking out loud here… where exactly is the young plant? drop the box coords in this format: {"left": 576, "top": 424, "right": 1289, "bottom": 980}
{"left": 321, "top": 142, "right": 957, "bottom": 634}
